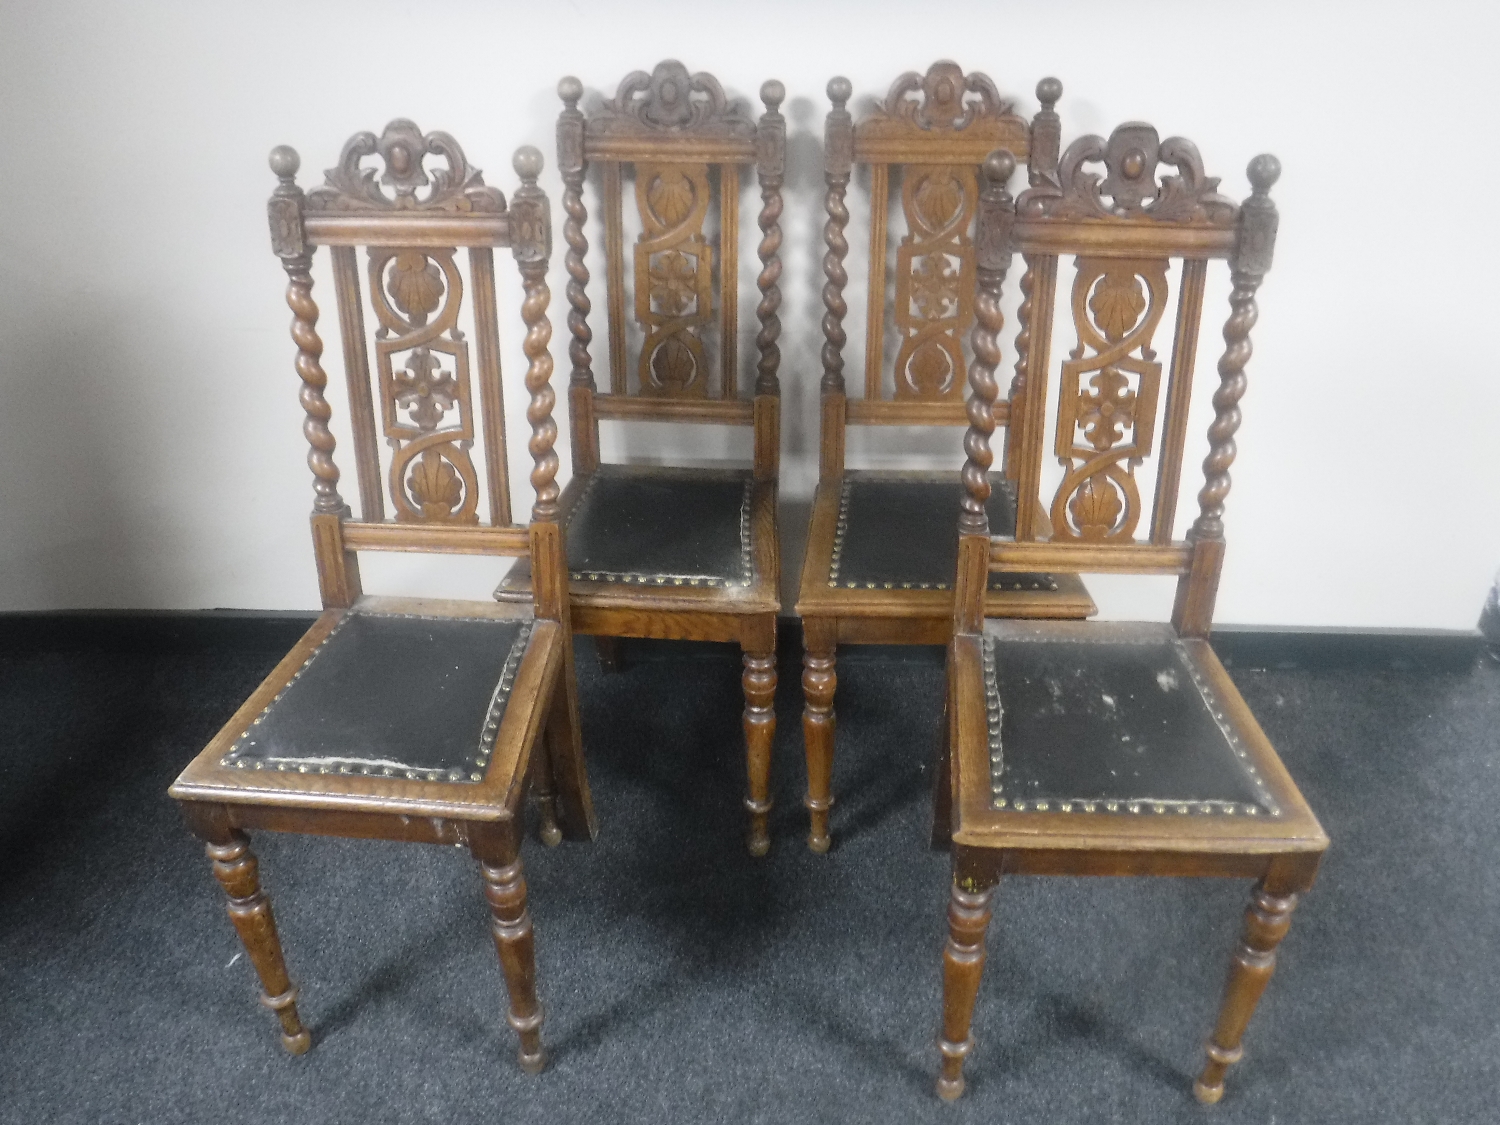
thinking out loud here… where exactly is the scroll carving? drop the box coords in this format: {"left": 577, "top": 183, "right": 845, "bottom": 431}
{"left": 892, "top": 165, "right": 977, "bottom": 401}
{"left": 1050, "top": 257, "right": 1170, "bottom": 541}
{"left": 1019, "top": 122, "right": 1236, "bottom": 225}
{"left": 877, "top": 61, "right": 1009, "bottom": 133}
{"left": 590, "top": 60, "right": 756, "bottom": 141}
{"left": 306, "top": 119, "right": 505, "bottom": 213}
{"left": 368, "top": 248, "right": 479, "bottom": 523}
{"left": 633, "top": 162, "right": 714, "bottom": 397}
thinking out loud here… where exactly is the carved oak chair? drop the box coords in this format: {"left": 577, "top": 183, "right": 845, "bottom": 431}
{"left": 170, "top": 128, "right": 595, "bottom": 1074}
{"left": 931, "top": 147, "right": 1327, "bottom": 1102}
{"left": 498, "top": 61, "right": 785, "bottom": 855}
{"left": 796, "top": 63, "right": 1094, "bottom": 853}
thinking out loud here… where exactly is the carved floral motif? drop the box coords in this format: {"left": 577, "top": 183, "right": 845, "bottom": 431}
{"left": 649, "top": 250, "right": 699, "bottom": 316}
{"left": 911, "top": 252, "right": 959, "bottom": 319}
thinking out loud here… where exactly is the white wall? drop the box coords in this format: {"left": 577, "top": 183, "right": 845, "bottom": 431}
{"left": 1, "top": 0, "right": 1497, "bottom": 627}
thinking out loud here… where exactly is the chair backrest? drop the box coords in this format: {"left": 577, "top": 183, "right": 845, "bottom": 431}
{"left": 266, "top": 124, "right": 567, "bottom": 619}
{"left": 556, "top": 61, "right": 786, "bottom": 481}
{"left": 951, "top": 133, "right": 1281, "bottom": 639}
{"left": 817, "top": 62, "right": 1063, "bottom": 479}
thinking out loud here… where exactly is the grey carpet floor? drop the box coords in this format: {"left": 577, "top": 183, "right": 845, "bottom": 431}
{"left": 0, "top": 629, "right": 1496, "bottom": 1124}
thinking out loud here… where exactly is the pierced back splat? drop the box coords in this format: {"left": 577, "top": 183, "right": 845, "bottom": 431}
{"left": 555, "top": 62, "right": 786, "bottom": 480}
{"left": 1051, "top": 257, "right": 1168, "bottom": 541}
{"left": 851, "top": 62, "right": 1030, "bottom": 408}
{"left": 963, "top": 129, "right": 1279, "bottom": 638}
{"left": 591, "top": 61, "right": 755, "bottom": 402}
{"left": 368, "top": 248, "right": 480, "bottom": 523}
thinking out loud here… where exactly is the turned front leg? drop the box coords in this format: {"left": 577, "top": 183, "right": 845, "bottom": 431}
{"left": 481, "top": 857, "right": 547, "bottom": 1074}
{"left": 1194, "top": 881, "right": 1301, "bottom": 1104}
{"left": 801, "top": 633, "right": 836, "bottom": 854}
{"left": 742, "top": 649, "right": 777, "bottom": 857}
{"left": 937, "top": 877, "right": 996, "bottom": 1100}
{"left": 206, "top": 832, "right": 311, "bottom": 1055}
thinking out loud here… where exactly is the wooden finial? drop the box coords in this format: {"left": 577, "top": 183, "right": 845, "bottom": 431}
{"left": 267, "top": 145, "right": 305, "bottom": 259}
{"left": 975, "top": 150, "right": 1016, "bottom": 273}
{"left": 1235, "top": 154, "right": 1281, "bottom": 275}
{"left": 513, "top": 144, "right": 543, "bottom": 185}
{"left": 509, "top": 146, "right": 550, "bottom": 265}
{"left": 1247, "top": 152, "right": 1281, "bottom": 195}
{"left": 985, "top": 149, "right": 1017, "bottom": 180}
{"left": 1029, "top": 78, "right": 1063, "bottom": 188}
{"left": 268, "top": 145, "right": 300, "bottom": 181}
{"left": 827, "top": 75, "right": 852, "bottom": 111}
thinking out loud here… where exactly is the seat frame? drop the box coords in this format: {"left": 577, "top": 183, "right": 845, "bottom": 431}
{"left": 931, "top": 144, "right": 1328, "bottom": 1102}
{"left": 506, "top": 62, "right": 786, "bottom": 854}
{"left": 796, "top": 66, "right": 1096, "bottom": 853}
{"left": 170, "top": 136, "right": 595, "bottom": 1074}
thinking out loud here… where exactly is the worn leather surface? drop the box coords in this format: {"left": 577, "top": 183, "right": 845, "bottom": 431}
{"left": 830, "top": 476, "right": 1055, "bottom": 592}
{"left": 220, "top": 612, "right": 531, "bottom": 782}
{"left": 567, "top": 467, "right": 753, "bottom": 586}
{"left": 983, "top": 630, "right": 1277, "bottom": 814}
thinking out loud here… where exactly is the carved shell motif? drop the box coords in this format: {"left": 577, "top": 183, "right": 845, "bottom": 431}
{"left": 306, "top": 119, "right": 506, "bottom": 213}
{"left": 1018, "top": 122, "right": 1238, "bottom": 224}
{"left": 385, "top": 252, "right": 445, "bottom": 323}
{"left": 1069, "top": 474, "right": 1125, "bottom": 539}
{"left": 594, "top": 60, "right": 756, "bottom": 138}
{"left": 881, "top": 61, "right": 1009, "bottom": 132}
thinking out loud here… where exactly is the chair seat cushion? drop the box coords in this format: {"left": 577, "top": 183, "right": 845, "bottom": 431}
{"left": 219, "top": 610, "right": 533, "bottom": 783}
{"left": 566, "top": 466, "right": 753, "bottom": 588}
{"left": 829, "top": 474, "right": 1056, "bottom": 593}
{"left": 980, "top": 622, "right": 1281, "bottom": 817}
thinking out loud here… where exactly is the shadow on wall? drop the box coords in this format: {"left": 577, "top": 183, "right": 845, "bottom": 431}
{"left": 783, "top": 93, "right": 826, "bottom": 498}
{"left": 0, "top": 300, "right": 167, "bottom": 609}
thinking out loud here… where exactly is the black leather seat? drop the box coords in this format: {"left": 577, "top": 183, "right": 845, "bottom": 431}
{"left": 220, "top": 610, "right": 534, "bottom": 783}
{"left": 979, "top": 621, "right": 1281, "bottom": 817}
{"left": 564, "top": 465, "right": 753, "bottom": 588}
{"left": 829, "top": 473, "right": 1058, "bottom": 594}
